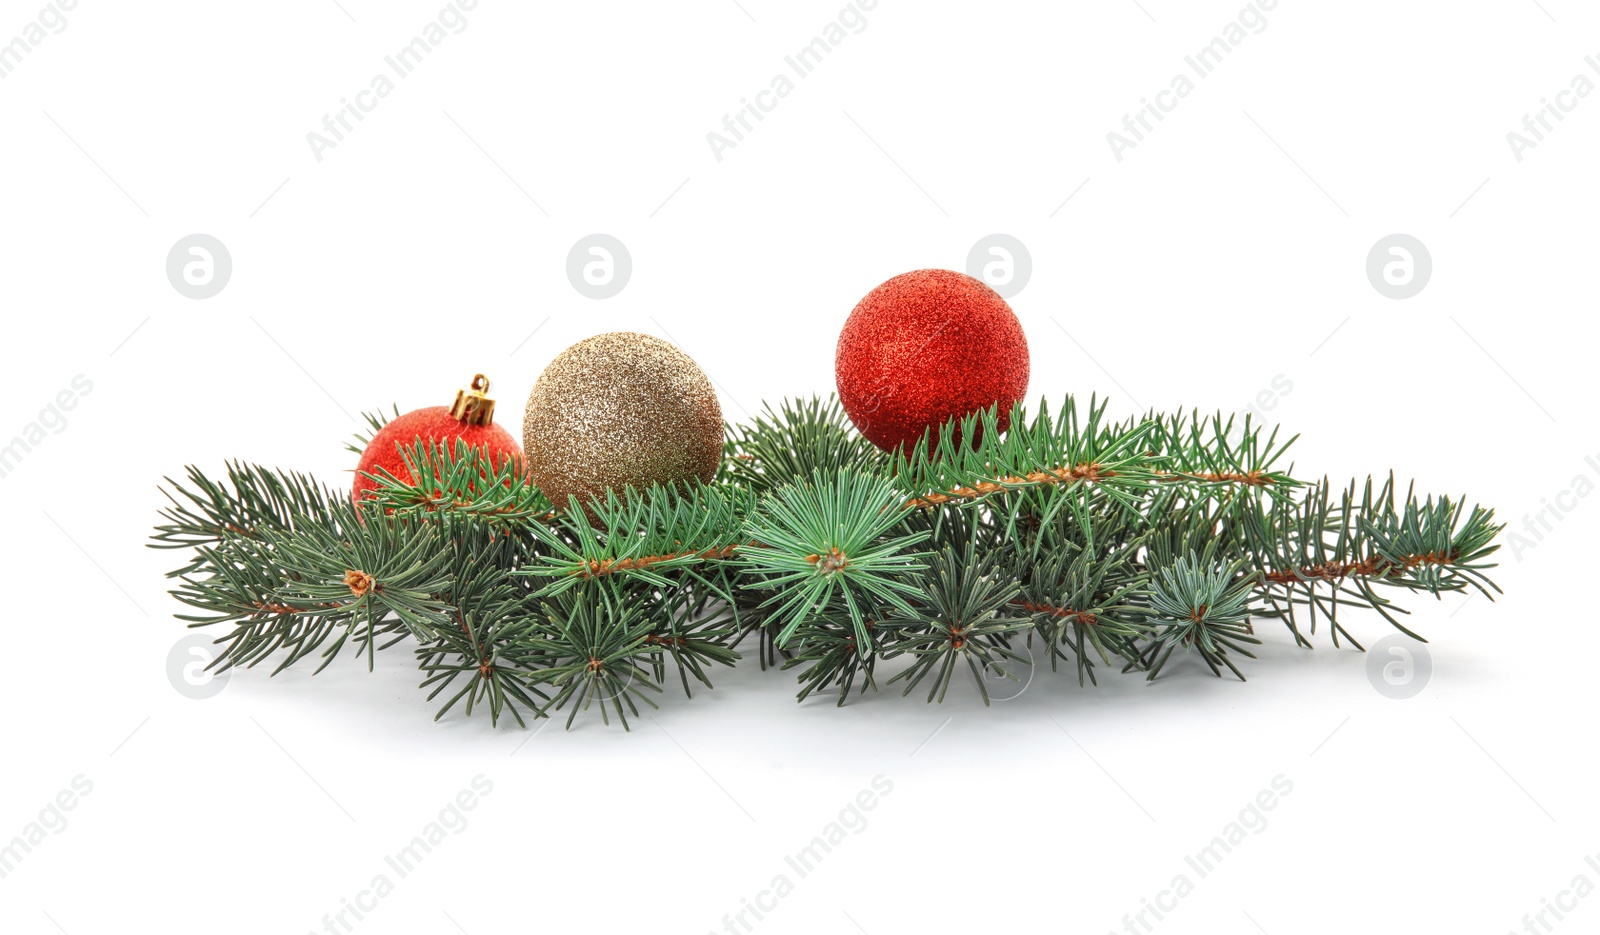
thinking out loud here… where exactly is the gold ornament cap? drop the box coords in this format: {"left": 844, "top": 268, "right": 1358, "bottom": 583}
{"left": 450, "top": 374, "right": 496, "bottom": 426}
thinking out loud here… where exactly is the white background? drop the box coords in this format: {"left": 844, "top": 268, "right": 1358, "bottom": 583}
{"left": 1, "top": 1, "right": 1596, "bottom": 933}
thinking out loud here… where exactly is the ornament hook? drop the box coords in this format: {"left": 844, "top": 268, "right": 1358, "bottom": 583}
{"left": 451, "top": 373, "right": 497, "bottom": 426}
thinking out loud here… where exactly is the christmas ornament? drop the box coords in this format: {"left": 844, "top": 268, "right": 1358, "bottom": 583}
{"left": 352, "top": 374, "right": 523, "bottom": 502}
{"left": 836, "top": 268, "right": 1030, "bottom": 453}
{"left": 522, "top": 331, "right": 723, "bottom": 511}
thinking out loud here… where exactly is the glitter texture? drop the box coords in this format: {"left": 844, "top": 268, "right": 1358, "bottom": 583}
{"left": 352, "top": 406, "right": 523, "bottom": 503}
{"left": 835, "top": 269, "right": 1030, "bottom": 453}
{"left": 522, "top": 332, "right": 724, "bottom": 511}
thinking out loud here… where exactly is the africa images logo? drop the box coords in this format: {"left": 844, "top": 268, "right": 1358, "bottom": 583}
{"left": 0, "top": 375, "right": 93, "bottom": 481}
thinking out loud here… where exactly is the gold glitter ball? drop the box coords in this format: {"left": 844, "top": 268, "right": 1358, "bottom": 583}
{"left": 523, "top": 332, "right": 724, "bottom": 512}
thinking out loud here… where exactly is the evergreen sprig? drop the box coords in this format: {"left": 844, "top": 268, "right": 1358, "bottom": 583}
{"left": 364, "top": 437, "right": 553, "bottom": 524}
{"left": 739, "top": 468, "right": 929, "bottom": 648}
{"left": 150, "top": 392, "right": 1504, "bottom": 729}
{"left": 519, "top": 480, "right": 750, "bottom": 595}
{"left": 722, "top": 395, "right": 887, "bottom": 494}
{"left": 880, "top": 528, "right": 1031, "bottom": 704}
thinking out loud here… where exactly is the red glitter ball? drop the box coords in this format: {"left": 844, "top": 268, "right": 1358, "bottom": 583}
{"left": 836, "top": 269, "right": 1030, "bottom": 453}
{"left": 351, "top": 406, "right": 523, "bottom": 503}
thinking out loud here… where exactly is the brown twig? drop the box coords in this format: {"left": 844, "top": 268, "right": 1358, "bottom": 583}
{"left": 903, "top": 463, "right": 1116, "bottom": 509}
{"left": 1258, "top": 551, "right": 1456, "bottom": 587}
{"left": 1164, "top": 470, "right": 1273, "bottom": 486}
{"left": 902, "top": 463, "right": 1275, "bottom": 509}
{"left": 572, "top": 543, "right": 743, "bottom": 578}
{"left": 1011, "top": 600, "right": 1098, "bottom": 626}
{"left": 251, "top": 600, "right": 338, "bottom": 615}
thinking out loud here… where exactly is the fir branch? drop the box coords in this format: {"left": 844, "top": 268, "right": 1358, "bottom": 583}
{"left": 740, "top": 469, "right": 930, "bottom": 649}
{"left": 152, "top": 462, "right": 343, "bottom": 573}
{"left": 362, "top": 437, "right": 551, "bottom": 524}
{"left": 1144, "top": 409, "right": 1299, "bottom": 489}
{"left": 343, "top": 405, "right": 401, "bottom": 456}
{"left": 151, "top": 391, "right": 1507, "bottom": 728}
{"left": 1238, "top": 475, "right": 1503, "bottom": 647}
{"left": 635, "top": 584, "right": 743, "bottom": 698}
{"left": 723, "top": 395, "right": 887, "bottom": 494}
{"left": 414, "top": 563, "right": 550, "bottom": 727}
{"left": 519, "top": 587, "right": 665, "bottom": 731}
{"left": 894, "top": 397, "right": 1164, "bottom": 510}
{"left": 1007, "top": 500, "right": 1151, "bottom": 685}
{"left": 780, "top": 614, "right": 884, "bottom": 706}
{"left": 880, "top": 532, "right": 1032, "bottom": 705}
{"left": 1137, "top": 542, "right": 1261, "bottom": 681}
{"left": 519, "top": 480, "right": 751, "bottom": 594}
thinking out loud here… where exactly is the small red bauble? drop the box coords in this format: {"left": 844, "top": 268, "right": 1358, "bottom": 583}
{"left": 836, "top": 269, "right": 1030, "bottom": 453}
{"left": 352, "top": 375, "right": 524, "bottom": 503}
